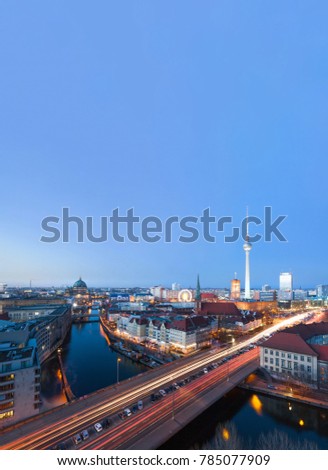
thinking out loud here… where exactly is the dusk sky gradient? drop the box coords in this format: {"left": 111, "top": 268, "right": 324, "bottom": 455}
{"left": 0, "top": 2, "right": 328, "bottom": 288}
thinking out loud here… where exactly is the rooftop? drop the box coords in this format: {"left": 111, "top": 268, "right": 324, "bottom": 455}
{"left": 0, "top": 345, "right": 35, "bottom": 363}
{"left": 262, "top": 332, "right": 318, "bottom": 356}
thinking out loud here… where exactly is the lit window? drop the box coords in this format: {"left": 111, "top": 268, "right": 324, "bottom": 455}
{"left": 0, "top": 410, "right": 14, "bottom": 420}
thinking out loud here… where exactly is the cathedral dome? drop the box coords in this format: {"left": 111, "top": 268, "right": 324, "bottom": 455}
{"left": 73, "top": 277, "right": 87, "bottom": 289}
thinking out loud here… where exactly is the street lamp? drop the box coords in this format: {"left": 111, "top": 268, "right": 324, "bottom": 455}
{"left": 171, "top": 375, "right": 175, "bottom": 420}
{"left": 117, "top": 358, "right": 121, "bottom": 384}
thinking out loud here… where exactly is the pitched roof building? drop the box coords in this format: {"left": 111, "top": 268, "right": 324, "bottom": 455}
{"left": 260, "top": 322, "right": 328, "bottom": 388}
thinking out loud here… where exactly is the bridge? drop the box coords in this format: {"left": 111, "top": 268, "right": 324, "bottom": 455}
{"left": 0, "top": 346, "right": 258, "bottom": 450}
{"left": 71, "top": 312, "right": 100, "bottom": 323}
{"left": 0, "top": 311, "right": 310, "bottom": 450}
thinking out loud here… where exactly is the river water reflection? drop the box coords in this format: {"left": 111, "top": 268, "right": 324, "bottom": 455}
{"left": 41, "top": 318, "right": 328, "bottom": 449}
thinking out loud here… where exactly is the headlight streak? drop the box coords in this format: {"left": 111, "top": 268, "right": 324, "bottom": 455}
{"left": 0, "top": 312, "right": 309, "bottom": 450}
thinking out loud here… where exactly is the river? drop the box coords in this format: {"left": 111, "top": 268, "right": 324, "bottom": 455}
{"left": 41, "top": 316, "right": 328, "bottom": 449}
{"left": 41, "top": 317, "right": 148, "bottom": 408}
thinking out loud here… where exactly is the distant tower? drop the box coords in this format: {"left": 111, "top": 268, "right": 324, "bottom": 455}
{"left": 230, "top": 273, "right": 241, "bottom": 300}
{"left": 243, "top": 208, "right": 252, "bottom": 300}
{"left": 195, "top": 274, "right": 201, "bottom": 313}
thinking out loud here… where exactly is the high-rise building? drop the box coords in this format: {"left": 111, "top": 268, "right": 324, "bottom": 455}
{"left": 0, "top": 339, "right": 41, "bottom": 428}
{"left": 230, "top": 277, "right": 241, "bottom": 300}
{"left": 317, "top": 285, "right": 328, "bottom": 298}
{"left": 243, "top": 210, "right": 252, "bottom": 300}
{"left": 172, "top": 283, "right": 181, "bottom": 291}
{"left": 150, "top": 286, "right": 164, "bottom": 300}
{"left": 279, "top": 272, "right": 293, "bottom": 300}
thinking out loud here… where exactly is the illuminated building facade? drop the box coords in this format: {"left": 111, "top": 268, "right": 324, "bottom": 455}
{"left": 0, "top": 339, "right": 41, "bottom": 428}
{"left": 278, "top": 272, "right": 293, "bottom": 301}
{"left": 260, "top": 322, "right": 328, "bottom": 388}
{"left": 230, "top": 278, "right": 241, "bottom": 300}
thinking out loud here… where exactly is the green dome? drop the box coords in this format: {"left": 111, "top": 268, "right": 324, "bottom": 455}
{"left": 73, "top": 277, "right": 87, "bottom": 289}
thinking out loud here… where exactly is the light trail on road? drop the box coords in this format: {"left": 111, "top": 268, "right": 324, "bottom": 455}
{"left": 0, "top": 310, "right": 310, "bottom": 450}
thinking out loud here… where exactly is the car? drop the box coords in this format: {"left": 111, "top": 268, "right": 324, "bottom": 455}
{"left": 118, "top": 412, "right": 126, "bottom": 420}
{"left": 124, "top": 408, "right": 132, "bottom": 416}
{"left": 56, "top": 442, "right": 68, "bottom": 450}
{"left": 159, "top": 389, "right": 166, "bottom": 397}
{"left": 131, "top": 405, "right": 138, "bottom": 413}
{"left": 138, "top": 400, "right": 143, "bottom": 410}
{"left": 203, "top": 368, "right": 208, "bottom": 373}
{"left": 103, "top": 418, "right": 111, "bottom": 428}
{"left": 267, "top": 384, "right": 277, "bottom": 390}
{"left": 94, "top": 423, "right": 103, "bottom": 433}
{"left": 151, "top": 393, "right": 156, "bottom": 402}
{"left": 73, "top": 434, "right": 82, "bottom": 445}
{"left": 81, "top": 430, "right": 89, "bottom": 441}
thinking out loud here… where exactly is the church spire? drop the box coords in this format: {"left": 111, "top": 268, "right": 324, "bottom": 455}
{"left": 195, "top": 274, "right": 201, "bottom": 300}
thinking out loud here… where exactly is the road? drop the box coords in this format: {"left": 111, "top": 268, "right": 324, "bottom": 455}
{"left": 80, "top": 350, "right": 259, "bottom": 450}
{"left": 0, "top": 310, "right": 311, "bottom": 450}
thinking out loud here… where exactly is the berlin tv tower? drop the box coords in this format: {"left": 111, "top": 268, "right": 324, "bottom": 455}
{"left": 243, "top": 208, "right": 252, "bottom": 300}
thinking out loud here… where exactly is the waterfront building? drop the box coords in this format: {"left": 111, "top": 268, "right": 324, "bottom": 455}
{"left": 116, "top": 312, "right": 216, "bottom": 353}
{"left": 0, "top": 338, "right": 41, "bottom": 429}
{"left": 126, "top": 316, "right": 148, "bottom": 340}
{"left": 7, "top": 304, "right": 67, "bottom": 322}
{"left": 72, "top": 277, "right": 88, "bottom": 296}
{"left": 260, "top": 322, "right": 328, "bottom": 388}
{"left": 0, "top": 305, "right": 72, "bottom": 364}
{"left": 65, "top": 278, "right": 90, "bottom": 307}
{"left": 30, "top": 305, "right": 72, "bottom": 363}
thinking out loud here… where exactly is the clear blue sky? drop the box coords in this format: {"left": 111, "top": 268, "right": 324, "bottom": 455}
{"left": 0, "top": 1, "right": 327, "bottom": 288}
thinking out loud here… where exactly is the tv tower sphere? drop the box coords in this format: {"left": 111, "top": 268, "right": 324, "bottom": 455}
{"left": 243, "top": 241, "right": 252, "bottom": 252}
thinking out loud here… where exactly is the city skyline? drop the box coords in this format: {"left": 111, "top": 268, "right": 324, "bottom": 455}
{"left": 1, "top": 2, "right": 328, "bottom": 286}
